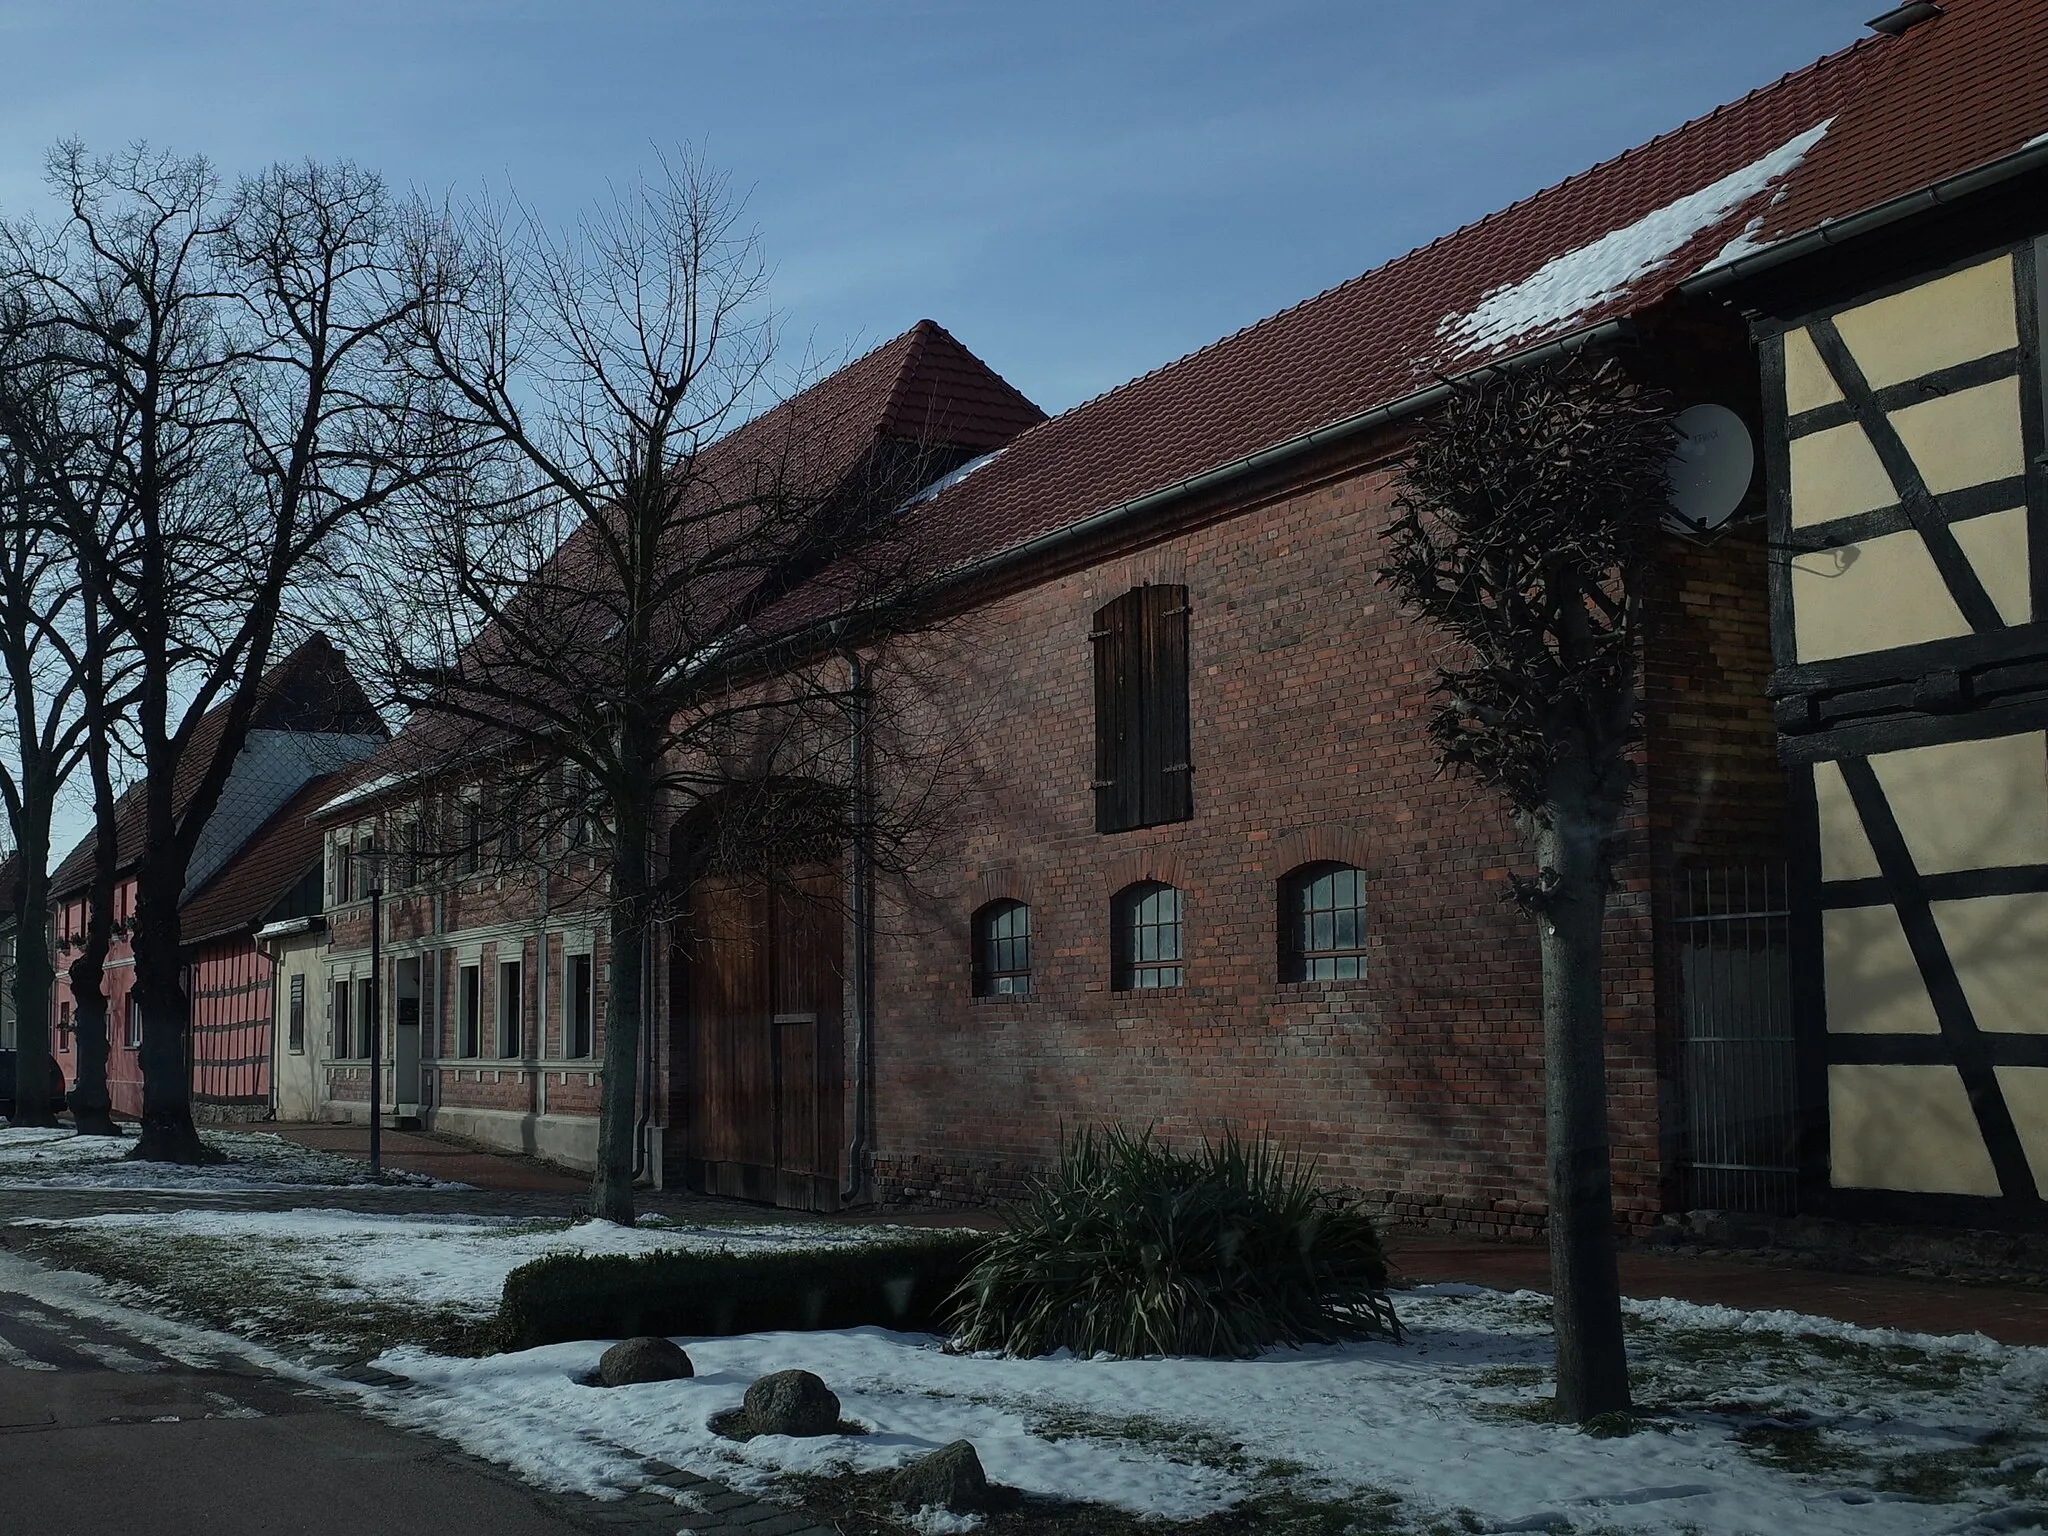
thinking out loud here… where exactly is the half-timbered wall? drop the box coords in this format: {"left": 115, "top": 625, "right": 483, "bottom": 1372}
{"left": 1764, "top": 236, "right": 2048, "bottom": 1224}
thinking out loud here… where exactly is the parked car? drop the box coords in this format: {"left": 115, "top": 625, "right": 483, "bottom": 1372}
{"left": 0, "top": 1049, "right": 68, "bottom": 1121}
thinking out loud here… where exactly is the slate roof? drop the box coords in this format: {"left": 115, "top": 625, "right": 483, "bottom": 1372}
{"left": 50, "top": 634, "right": 386, "bottom": 900}
{"left": 178, "top": 774, "right": 341, "bottom": 946}
{"left": 908, "top": 0, "right": 2044, "bottom": 574}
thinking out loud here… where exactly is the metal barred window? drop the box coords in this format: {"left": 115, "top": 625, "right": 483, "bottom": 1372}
{"left": 1113, "top": 881, "right": 1184, "bottom": 990}
{"left": 1283, "top": 863, "right": 1368, "bottom": 981}
{"left": 972, "top": 900, "right": 1032, "bottom": 996}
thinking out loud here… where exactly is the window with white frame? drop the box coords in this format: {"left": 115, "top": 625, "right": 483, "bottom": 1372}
{"left": 566, "top": 951, "right": 594, "bottom": 1058}
{"left": 458, "top": 964, "right": 481, "bottom": 1058}
{"left": 497, "top": 960, "right": 523, "bottom": 1059}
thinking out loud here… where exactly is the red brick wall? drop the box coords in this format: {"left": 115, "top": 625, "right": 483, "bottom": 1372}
{"left": 866, "top": 459, "right": 1671, "bottom": 1235}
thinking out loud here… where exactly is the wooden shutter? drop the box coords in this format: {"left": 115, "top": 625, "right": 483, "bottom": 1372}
{"left": 1092, "top": 585, "right": 1192, "bottom": 832}
{"left": 1092, "top": 590, "right": 1145, "bottom": 832}
{"left": 1140, "top": 584, "right": 1192, "bottom": 824}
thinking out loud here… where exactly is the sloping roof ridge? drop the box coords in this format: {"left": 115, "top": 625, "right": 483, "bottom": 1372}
{"left": 1010, "top": 28, "right": 1882, "bottom": 436}
{"left": 872, "top": 317, "right": 942, "bottom": 440}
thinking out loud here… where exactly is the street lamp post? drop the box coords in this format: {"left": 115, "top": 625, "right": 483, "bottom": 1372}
{"left": 351, "top": 839, "right": 386, "bottom": 1179}
{"left": 368, "top": 874, "right": 383, "bottom": 1177}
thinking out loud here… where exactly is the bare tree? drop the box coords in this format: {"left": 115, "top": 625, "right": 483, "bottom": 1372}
{"left": 0, "top": 291, "right": 135, "bottom": 1135}
{"left": 359, "top": 157, "right": 972, "bottom": 1223}
{"left": 0, "top": 320, "right": 90, "bottom": 1129}
{"left": 2, "top": 144, "right": 442, "bottom": 1161}
{"left": 1378, "top": 354, "right": 1673, "bottom": 1424}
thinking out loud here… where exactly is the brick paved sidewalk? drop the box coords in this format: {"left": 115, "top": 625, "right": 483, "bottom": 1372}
{"left": 1386, "top": 1231, "right": 2048, "bottom": 1347}
{"left": 269, "top": 1121, "right": 592, "bottom": 1192}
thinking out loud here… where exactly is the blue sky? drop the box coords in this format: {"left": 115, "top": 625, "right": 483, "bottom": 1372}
{"left": 0, "top": 1, "right": 1878, "bottom": 416}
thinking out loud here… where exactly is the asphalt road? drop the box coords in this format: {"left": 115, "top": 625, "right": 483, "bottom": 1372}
{"left": 0, "top": 1271, "right": 821, "bottom": 1536}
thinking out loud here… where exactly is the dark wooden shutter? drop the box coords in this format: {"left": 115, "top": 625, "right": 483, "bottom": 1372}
{"left": 1140, "top": 584, "right": 1192, "bottom": 825}
{"left": 1092, "top": 590, "right": 1144, "bottom": 832}
{"left": 1092, "top": 585, "right": 1192, "bottom": 832}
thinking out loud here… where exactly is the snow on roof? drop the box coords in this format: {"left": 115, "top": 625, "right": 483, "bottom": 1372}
{"left": 1438, "top": 119, "right": 1833, "bottom": 357}
{"left": 316, "top": 771, "right": 410, "bottom": 818}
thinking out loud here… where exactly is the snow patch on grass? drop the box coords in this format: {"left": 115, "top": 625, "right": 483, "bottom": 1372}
{"left": 357, "top": 1286, "right": 2048, "bottom": 1534}
{"left": 0, "top": 1125, "right": 459, "bottom": 1189}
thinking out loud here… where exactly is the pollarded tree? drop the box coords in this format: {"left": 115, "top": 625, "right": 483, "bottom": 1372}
{"left": 1378, "top": 353, "right": 1674, "bottom": 1424}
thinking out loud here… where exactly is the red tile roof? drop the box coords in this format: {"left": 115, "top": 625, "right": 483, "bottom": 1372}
{"left": 321, "top": 319, "right": 1046, "bottom": 809}
{"left": 911, "top": 0, "right": 2044, "bottom": 573}
{"left": 1761, "top": 0, "right": 2048, "bottom": 247}
{"left": 50, "top": 635, "right": 384, "bottom": 899}
{"left": 178, "top": 774, "right": 336, "bottom": 945}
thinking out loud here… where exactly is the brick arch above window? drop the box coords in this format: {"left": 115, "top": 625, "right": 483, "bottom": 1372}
{"left": 1265, "top": 825, "right": 1376, "bottom": 880}
{"left": 1084, "top": 548, "right": 1189, "bottom": 603}
{"left": 967, "top": 866, "right": 1038, "bottom": 909}
{"left": 1102, "top": 846, "right": 1192, "bottom": 897}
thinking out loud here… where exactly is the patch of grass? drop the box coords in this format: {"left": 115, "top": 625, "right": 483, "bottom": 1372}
{"left": 781, "top": 1465, "right": 1435, "bottom": 1536}
{"left": 4, "top": 1227, "right": 499, "bottom": 1360}
{"left": 1464, "top": 1365, "right": 1546, "bottom": 1390}
{"left": 1732, "top": 1421, "right": 1868, "bottom": 1477}
{"left": 950, "top": 1127, "right": 1399, "bottom": 1360}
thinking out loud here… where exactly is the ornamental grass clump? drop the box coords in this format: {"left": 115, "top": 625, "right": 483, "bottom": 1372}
{"left": 948, "top": 1126, "right": 1400, "bottom": 1359}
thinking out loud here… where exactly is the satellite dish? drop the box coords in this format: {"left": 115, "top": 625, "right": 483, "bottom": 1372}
{"left": 1665, "top": 403, "right": 1755, "bottom": 533}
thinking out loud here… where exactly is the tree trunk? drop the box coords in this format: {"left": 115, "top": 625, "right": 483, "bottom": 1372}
{"left": 591, "top": 784, "right": 650, "bottom": 1225}
{"left": 1536, "top": 804, "right": 1631, "bottom": 1424}
{"left": 65, "top": 744, "right": 121, "bottom": 1136}
{"left": 9, "top": 820, "right": 57, "bottom": 1128}
{"left": 127, "top": 850, "right": 210, "bottom": 1164}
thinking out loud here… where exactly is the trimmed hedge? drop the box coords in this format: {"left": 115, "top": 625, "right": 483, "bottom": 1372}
{"left": 497, "top": 1230, "right": 987, "bottom": 1351}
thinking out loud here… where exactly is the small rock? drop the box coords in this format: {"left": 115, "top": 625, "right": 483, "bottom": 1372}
{"left": 597, "top": 1336, "right": 694, "bottom": 1387}
{"left": 889, "top": 1439, "right": 990, "bottom": 1514}
{"left": 739, "top": 1369, "right": 840, "bottom": 1436}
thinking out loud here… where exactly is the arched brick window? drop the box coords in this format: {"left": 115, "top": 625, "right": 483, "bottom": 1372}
{"left": 972, "top": 900, "right": 1032, "bottom": 997}
{"left": 1281, "top": 862, "right": 1367, "bottom": 981}
{"left": 1113, "top": 880, "right": 1184, "bottom": 990}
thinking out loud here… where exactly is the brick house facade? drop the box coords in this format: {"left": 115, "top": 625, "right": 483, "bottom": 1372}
{"left": 298, "top": 0, "right": 2045, "bottom": 1237}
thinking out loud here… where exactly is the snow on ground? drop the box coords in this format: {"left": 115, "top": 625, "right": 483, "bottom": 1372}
{"left": 1437, "top": 119, "right": 1833, "bottom": 358}
{"left": 0, "top": 1125, "right": 461, "bottom": 1189}
{"left": 366, "top": 1285, "right": 2048, "bottom": 1534}
{"left": 12, "top": 1201, "right": 2047, "bottom": 1532}
{"left": 16, "top": 1207, "right": 927, "bottom": 1309}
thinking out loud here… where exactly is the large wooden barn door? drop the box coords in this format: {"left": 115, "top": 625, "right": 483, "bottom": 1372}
{"left": 681, "top": 869, "right": 844, "bottom": 1210}
{"left": 1765, "top": 241, "right": 2048, "bottom": 1224}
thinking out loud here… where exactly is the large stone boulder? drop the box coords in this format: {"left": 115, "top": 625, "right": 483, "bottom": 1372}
{"left": 597, "top": 1336, "right": 694, "bottom": 1387}
{"left": 737, "top": 1369, "right": 840, "bottom": 1436}
{"left": 888, "top": 1440, "right": 990, "bottom": 1514}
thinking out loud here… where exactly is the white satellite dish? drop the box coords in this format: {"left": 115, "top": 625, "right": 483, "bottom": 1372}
{"left": 1665, "top": 403, "right": 1755, "bottom": 532}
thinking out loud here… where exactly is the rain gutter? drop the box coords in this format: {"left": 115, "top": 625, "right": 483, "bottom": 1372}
{"left": 942, "top": 318, "right": 1633, "bottom": 592}
{"left": 1680, "top": 138, "right": 2048, "bottom": 296}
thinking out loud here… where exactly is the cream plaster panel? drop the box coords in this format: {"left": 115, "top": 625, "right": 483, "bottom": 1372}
{"left": 1889, "top": 377, "right": 2027, "bottom": 495}
{"left": 1831, "top": 255, "right": 2017, "bottom": 389}
{"left": 1829, "top": 1064, "right": 2002, "bottom": 1195}
{"left": 1870, "top": 732, "right": 2048, "bottom": 874}
{"left": 1814, "top": 759, "right": 1881, "bottom": 883}
{"left": 1791, "top": 529, "right": 1968, "bottom": 661}
{"left": 1783, "top": 325, "right": 1845, "bottom": 413}
{"left": 1932, "top": 893, "right": 2048, "bottom": 1035}
{"left": 1823, "top": 904, "right": 1940, "bottom": 1035}
{"left": 1789, "top": 421, "right": 1897, "bottom": 528}
{"left": 1993, "top": 1067, "right": 2048, "bottom": 1191}
{"left": 1949, "top": 507, "right": 2033, "bottom": 626}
